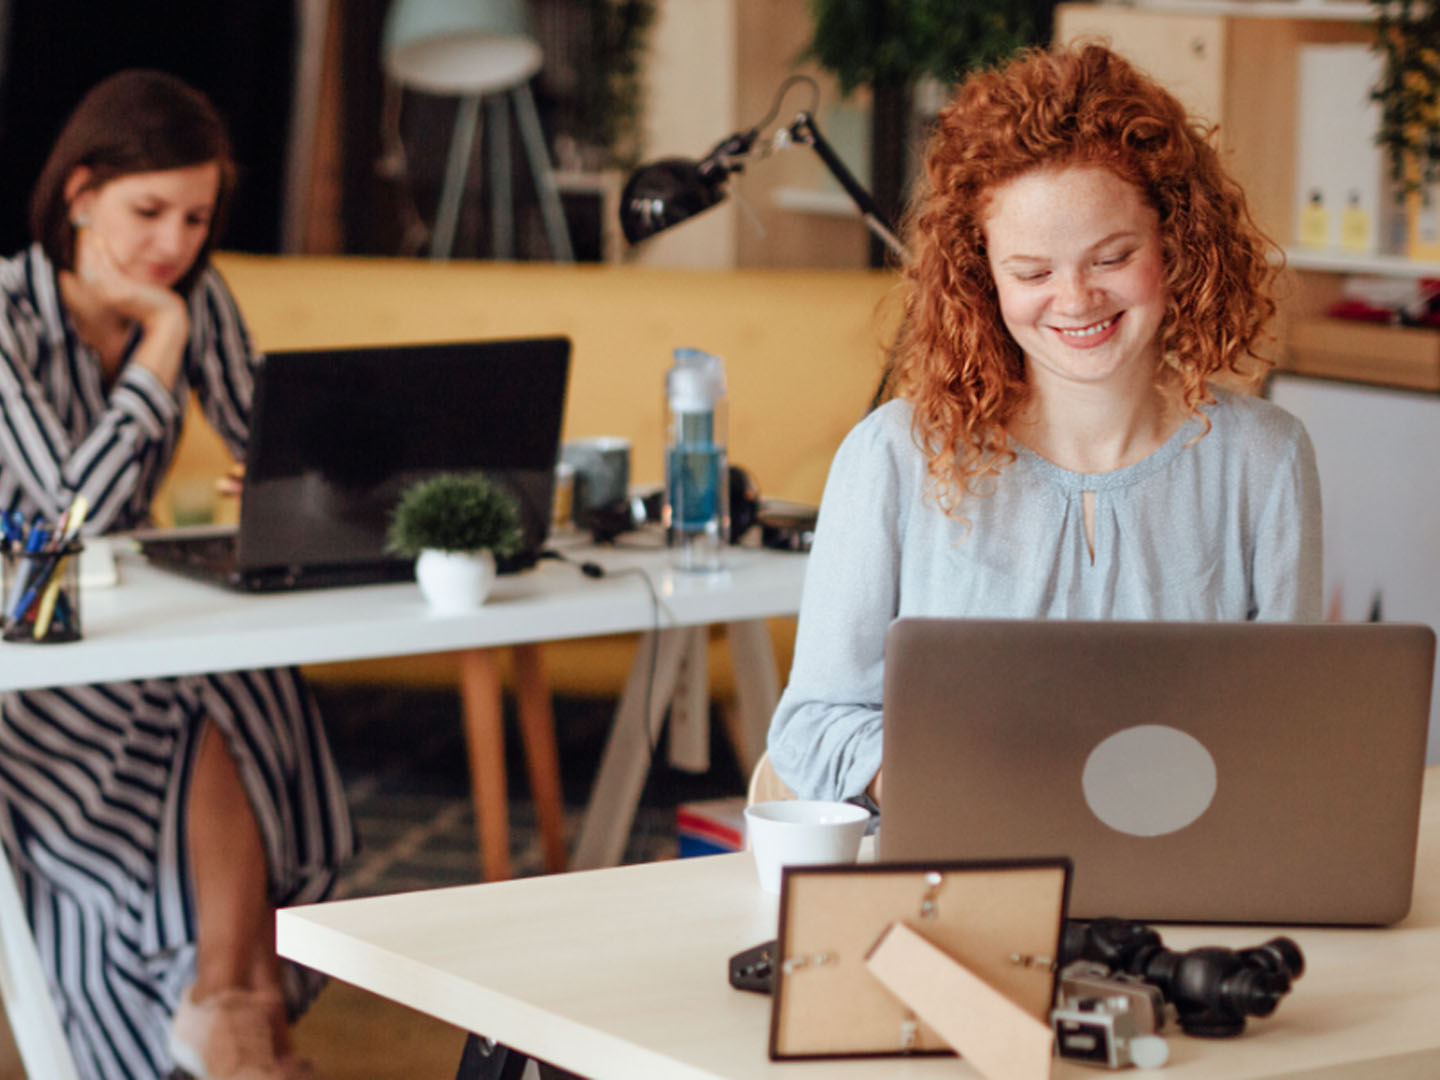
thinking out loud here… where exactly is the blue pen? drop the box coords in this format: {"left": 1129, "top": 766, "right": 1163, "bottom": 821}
{"left": 3, "top": 510, "right": 21, "bottom": 555}
{"left": 6, "top": 520, "right": 51, "bottom": 620}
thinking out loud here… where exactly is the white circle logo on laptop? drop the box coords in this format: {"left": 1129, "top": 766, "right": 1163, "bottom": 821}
{"left": 1081, "top": 725, "right": 1217, "bottom": 837}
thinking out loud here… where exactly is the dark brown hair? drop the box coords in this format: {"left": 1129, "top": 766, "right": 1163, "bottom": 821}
{"left": 894, "top": 44, "right": 1278, "bottom": 514}
{"left": 29, "top": 69, "right": 235, "bottom": 296}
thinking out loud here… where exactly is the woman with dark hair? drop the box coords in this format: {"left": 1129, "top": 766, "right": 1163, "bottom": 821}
{"left": 767, "top": 44, "right": 1322, "bottom": 804}
{"left": 0, "top": 70, "right": 353, "bottom": 1080}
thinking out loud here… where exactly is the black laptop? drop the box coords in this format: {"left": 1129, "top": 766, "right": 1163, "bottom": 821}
{"left": 139, "top": 337, "right": 571, "bottom": 591}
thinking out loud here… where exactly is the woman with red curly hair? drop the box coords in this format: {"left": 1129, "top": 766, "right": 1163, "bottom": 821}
{"left": 767, "top": 44, "right": 1321, "bottom": 804}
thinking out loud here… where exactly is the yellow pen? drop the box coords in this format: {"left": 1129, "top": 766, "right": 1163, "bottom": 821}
{"left": 32, "top": 495, "right": 89, "bottom": 640}
{"left": 31, "top": 554, "right": 69, "bottom": 639}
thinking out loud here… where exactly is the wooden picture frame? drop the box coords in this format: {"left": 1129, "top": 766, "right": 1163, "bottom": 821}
{"left": 769, "top": 858, "right": 1071, "bottom": 1061}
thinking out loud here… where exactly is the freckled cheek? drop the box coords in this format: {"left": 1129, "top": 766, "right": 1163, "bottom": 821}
{"left": 1131, "top": 252, "right": 1167, "bottom": 302}
{"left": 994, "top": 286, "right": 1046, "bottom": 336}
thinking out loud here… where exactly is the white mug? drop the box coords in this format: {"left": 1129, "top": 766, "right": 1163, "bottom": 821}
{"left": 744, "top": 800, "right": 870, "bottom": 894}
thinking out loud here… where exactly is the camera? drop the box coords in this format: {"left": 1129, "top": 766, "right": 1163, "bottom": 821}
{"left": 1052, "top": 961, "right": 1170, "bottom": 1069}
{"left": 1059, "top": 917, "right": 1306, "bottom": 1039}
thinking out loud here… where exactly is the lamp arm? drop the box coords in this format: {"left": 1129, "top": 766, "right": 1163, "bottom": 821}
{"left": 789, "top": 112, "right": 909, "bottom": 262}
{"left": 699, "top": 129, "right": 760, "bottom": 181}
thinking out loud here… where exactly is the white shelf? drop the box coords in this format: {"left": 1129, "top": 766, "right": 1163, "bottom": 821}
{"left": 1284, "top": 247, "right": 1440, "bottom": 279}
{"left": 771, "top": 186, "right": 860, "bottom": 219}
{"left": 1123, "top": 1, "right": 1376, "bottom": 19}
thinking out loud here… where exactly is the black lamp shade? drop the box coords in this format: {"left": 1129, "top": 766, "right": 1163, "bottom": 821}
{"left": 619, "top": 158, "right": 727, "bottom": 244}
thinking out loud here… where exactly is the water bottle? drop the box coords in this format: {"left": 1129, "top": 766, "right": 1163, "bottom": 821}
{"left": 665, "top": 347, "right": 728, "bottom": 571}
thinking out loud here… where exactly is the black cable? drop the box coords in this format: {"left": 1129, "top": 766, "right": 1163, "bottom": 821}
{"left": 748, "top": 74, "right": 820, "bottom": 135}
{"left": 539, "top": 549, "right": 666, "bottom": 860}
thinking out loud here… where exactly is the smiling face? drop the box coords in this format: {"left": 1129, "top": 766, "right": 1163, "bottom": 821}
{"left": 68, "top": 162, "right": 221, "bottom": 290}
{"left": 983, "top": 164, "right": 1167, "bottom": 394}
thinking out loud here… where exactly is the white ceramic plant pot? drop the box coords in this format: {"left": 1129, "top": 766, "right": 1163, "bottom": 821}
{"left": 415, "top": 549, "right": 497, "bottom": 613}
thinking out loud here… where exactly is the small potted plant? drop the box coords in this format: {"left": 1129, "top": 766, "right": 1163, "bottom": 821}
{"left": 387, "top": 472, "right": 523, "bottom": 612}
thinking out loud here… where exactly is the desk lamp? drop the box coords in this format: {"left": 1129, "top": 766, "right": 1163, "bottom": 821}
{"left": 619, "top": 75, "right": 909, "bottom": 262}
{"left": 383, "top": 0, "right": 574, "bottom": 260}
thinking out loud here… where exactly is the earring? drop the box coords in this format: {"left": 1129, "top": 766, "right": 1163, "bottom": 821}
{"left": 69, "top": 212, "right": 90, "bottom": 229}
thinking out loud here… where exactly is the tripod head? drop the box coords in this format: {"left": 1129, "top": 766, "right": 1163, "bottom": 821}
{"left": 1061, "top": 917, "right": 1305, "bottom": 1037}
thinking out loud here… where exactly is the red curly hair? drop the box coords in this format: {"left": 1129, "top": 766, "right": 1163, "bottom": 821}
{"left": 893, "top": 43, "right": 1278, "bottom": 512}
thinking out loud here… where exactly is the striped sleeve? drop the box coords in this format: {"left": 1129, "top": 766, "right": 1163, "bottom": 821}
{"left": 0, "top": 279, "right": 182, "bottom": 529}
{"left": 185, "top": 266, "right": 257, "bottom": 460}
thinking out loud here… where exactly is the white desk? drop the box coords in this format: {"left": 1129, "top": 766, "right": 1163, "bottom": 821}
{"left": 277, "top": 769, "right": 1440, "bottom": 1079}
{"left": 0, "top": 540, "right": 803, "bottom": 690}
{"left": 0, "top": 539, "right": 805, "bottom": 871}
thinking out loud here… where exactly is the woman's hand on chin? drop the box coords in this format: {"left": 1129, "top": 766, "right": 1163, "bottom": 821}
{"left": 74, "top": 226, "right": 189, "bottom": 336}
{"left": 70, "top": 227, "right": 190, "bottom": 387}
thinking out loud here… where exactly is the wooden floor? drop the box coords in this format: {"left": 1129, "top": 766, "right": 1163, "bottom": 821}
{"left": 292, "top": 981, "right": 471, "bottom": 1078}
{"left": 0, "top": 688, "right": 745, "bottom": 1078}
{"left": 0, "top": 980, "right": 471, "bottom": 1079}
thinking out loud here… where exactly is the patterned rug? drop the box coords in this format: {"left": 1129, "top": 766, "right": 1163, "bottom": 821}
{"left": 312, "top": 684, "right": 747, "bottom": 899}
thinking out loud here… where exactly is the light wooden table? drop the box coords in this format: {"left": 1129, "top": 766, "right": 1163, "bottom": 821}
{"left": 277, "top": 768, "right": 1440, "bottom": 1079}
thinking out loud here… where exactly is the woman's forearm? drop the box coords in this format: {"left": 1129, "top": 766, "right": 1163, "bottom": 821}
{"left": 126, "top": 304, "right": 190, "bottom": 391}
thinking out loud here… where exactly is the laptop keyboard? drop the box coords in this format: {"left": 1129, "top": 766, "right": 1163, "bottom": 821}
{"left": 140, "top": 533, "right": 237, "bottom": 567}
{"left": 139, "top": 530, "right": 537, "bottom": 591}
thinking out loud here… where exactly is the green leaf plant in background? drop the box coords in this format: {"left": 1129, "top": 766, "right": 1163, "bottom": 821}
{"left": 803, "top": 0, "right": 1043, "bottom": 266}
{"left": 1372, "top": 0, "right": 1440, "bottom": 192}
{"left": 805, "top": 0, "right": 1035, "bottom": 94}
{"left": 572, "top": 0, "right": 657, "bottom": 172}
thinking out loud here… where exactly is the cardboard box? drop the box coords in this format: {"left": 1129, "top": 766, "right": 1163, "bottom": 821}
{"left": 676, "top": 797, "right": 746, "bottom": 857}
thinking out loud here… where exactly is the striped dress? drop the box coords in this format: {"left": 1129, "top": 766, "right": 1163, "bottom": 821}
{"left": 0, "top": 245, "right": 356, "bottom": 1080}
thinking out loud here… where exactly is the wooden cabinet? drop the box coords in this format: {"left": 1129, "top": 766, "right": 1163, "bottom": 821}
{"left": 1055, "top": 2, "right": 1440, "bottom": 392}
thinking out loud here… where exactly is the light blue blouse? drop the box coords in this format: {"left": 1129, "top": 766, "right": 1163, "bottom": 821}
{"left": 767, "top": 389, "right": 1323, "bottom": 801}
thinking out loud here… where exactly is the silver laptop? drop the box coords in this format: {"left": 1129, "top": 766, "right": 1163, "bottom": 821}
{"left": 879, "top": 618, "right": 1436, "bottom": 926}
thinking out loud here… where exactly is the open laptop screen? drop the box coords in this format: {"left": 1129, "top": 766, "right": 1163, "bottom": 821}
{"left": 879, "top": 617, "right": 1435, "bottom": 925}
{"left": 239, "top": 337, "right": 570, "bottom": 571}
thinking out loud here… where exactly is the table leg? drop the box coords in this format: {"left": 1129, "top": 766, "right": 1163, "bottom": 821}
{"left": 666, "top": 626, "right": 710, "bottom": 773}
{"left": 454, "top": 1035, "right": 583, "bottom": 1080}
{"left": 569, "top": 628, "right": 691, "bottom": 870}
{"left": 724, "top": 620, "right": 782, "bottom": 776}
{"left": 511, "top": 644, "right": 568, "bottom": 874}
{"left": 458, "top": 648, "right": 511, "bottom": 882}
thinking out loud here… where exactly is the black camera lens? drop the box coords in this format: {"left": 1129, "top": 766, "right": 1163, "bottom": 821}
{"left": 1217, "top": 966, "right": 1287, "bottom": 1020}
{"left": 1240, "top": 937, "right": 1306, "bottom": 982}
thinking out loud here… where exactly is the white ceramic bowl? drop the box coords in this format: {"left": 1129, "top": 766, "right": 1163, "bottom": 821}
{"left": 743, "top": 800, "right": 870, "bottom": 893}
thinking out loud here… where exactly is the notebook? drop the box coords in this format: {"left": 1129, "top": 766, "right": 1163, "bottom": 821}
{"left": 139, "top": 337, "right": 571, "bottom": 591}
{"left": 879, "top": 617, "right": 1437, "bottom": 926}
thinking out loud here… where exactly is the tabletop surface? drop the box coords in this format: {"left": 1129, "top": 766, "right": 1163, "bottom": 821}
{"left": 277, "top": 769, "right": 1440, "bottom": 1079}
{"left": 0, "top": 535, "right": 807, "bottom": 691}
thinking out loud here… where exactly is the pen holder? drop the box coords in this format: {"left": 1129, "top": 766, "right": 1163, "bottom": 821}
{"left": 3, "top": 540, "right": 83, "bottom": 643}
